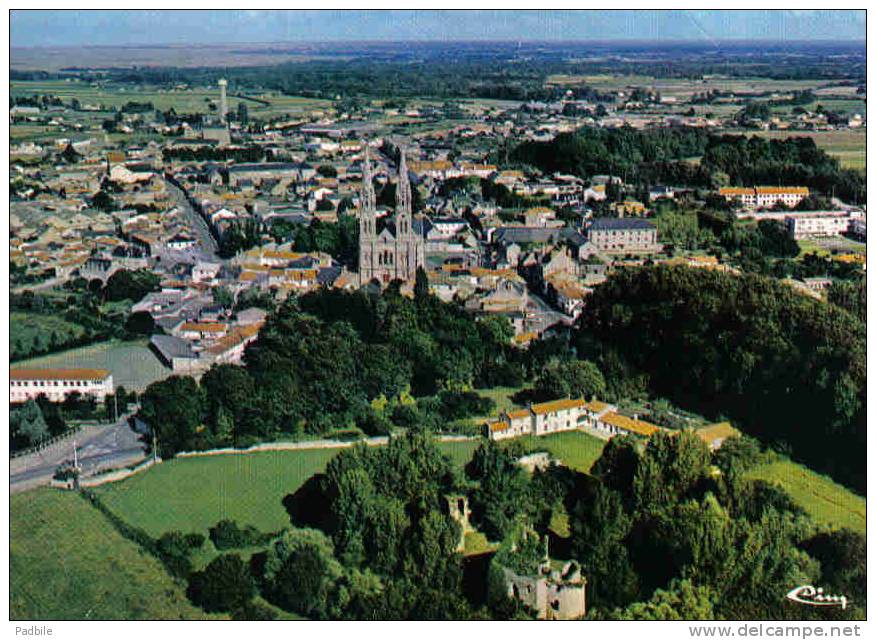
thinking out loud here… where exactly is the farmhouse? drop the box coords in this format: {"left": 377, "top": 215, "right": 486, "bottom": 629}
{"left": 10, "top": 368, "right": 113, "bottom": 403}
{"left": 485, "top": 398, "right": 590, "bottom": 441}
{"left": 485, "top": 397, "right": 667, "bottom": 441}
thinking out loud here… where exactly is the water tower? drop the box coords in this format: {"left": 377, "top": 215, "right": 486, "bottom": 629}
{"left": 218, "top": 78, "right": 228, "bottom": 123}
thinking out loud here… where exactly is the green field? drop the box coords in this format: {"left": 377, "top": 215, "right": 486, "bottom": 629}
{"left": 94, "top": 440, "right": 481, "bottom": 538}
{"left": 10, "top": 489, "right": 219, "bottom": 620}
{"left": 10, "top": 312, "right": 87, "bottom": 359}
{"left": 10, "top": 80, "right": 331, "bottom": 119}
{"left": 12, "top": 339, "right": 170, "bottom": 391}
{"left": 745, "top": 459, "right": 866, "bottom": 534}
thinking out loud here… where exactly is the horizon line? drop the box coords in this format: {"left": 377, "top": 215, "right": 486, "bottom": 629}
{"left": 11, "top": 37, "right": 867, "bottom": 50}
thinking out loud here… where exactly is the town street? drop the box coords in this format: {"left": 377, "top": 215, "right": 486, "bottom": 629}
{"left": 10, "top": 416, "right": 147, "bottom": 494}
{"left": 164, "top": 177, "right": 220, "bottom": 260}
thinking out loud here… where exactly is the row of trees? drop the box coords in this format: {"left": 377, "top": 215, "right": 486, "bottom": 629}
{"left": 510, "top": 128, "right": 865, "bottom": 204}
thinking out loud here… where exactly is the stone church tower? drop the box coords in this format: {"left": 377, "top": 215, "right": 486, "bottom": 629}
{"left": 358, "top": 144, "right": 425, "bottom": 286}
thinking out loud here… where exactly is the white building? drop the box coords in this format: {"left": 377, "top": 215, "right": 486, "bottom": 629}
{"left": 785, "top": 212, "right": 857, "bottom": 239}
{"left": 719, "top": 186, "right": 809, "bottom": 210}
{"left": 192, "top": 261, "right": 221, "bottom": 283}
{"left": 485, "top": 398, "right": 589, "bottom": 440}
{"left": 10, "top": 368, "right": 113, "bottom": 403}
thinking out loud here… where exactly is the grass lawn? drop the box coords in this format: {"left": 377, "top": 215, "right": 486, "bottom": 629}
{"left": 12, "top": 339, "right": 170, "bottom": 391}
{"left": 745, "top": 459, "right": 866, "bottom": 534}
{"left": 524, "top": 431, "right": 607, "bottom": 474}
{"left": 10, "top": 489, "right": 219, "bottom": 620}
{"left": 94, "top": 440, "right": 481, "bottom": 538}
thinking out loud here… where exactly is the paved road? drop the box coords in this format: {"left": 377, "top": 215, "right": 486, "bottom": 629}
{"left": 10, "top": 417, "right": 147, "bottom": 493}
{"left": 164, "top": 178, "right": 220, "bottom": 260}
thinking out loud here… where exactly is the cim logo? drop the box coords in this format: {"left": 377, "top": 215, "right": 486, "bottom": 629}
{"left": 786, "top": 585, "right": 849, "bottom": 610}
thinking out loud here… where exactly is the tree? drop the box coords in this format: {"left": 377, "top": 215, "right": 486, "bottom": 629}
{"left": 467, "top": 442, "right": 530, "bottom": 541}
{"left": 591, "top": 434, "right": 639, "bottom": 503}
{"left": 188, "top": 553, "right": 254, "bottom": 612}
{"left": 11, "top": 400, "right": 50, "bottom": 449}
{"left": 138, "top": 376, "right": 205, "bottom": 457}
{"left": 236, "top": 102, "right": 249, "bottom": 125}
{"left": 800, "top": 529, "right": 866, "bottom": 612}
{"left": 104, "top": 269, "right": 160, "bottom": 303}
{"left": 212, "top": 286, "right": 234, "bottom": 310}
{"left": 414, "top": 267, "right": 429, "bottom": 303}
{"left": 92, "top": 190, "right": 116, "bottom": 211}
{"left": 263, "top": 527, "right": 343, "bottom": 617}
{"left": 608, "top": 579, "right": 717, "bottom": 620}
{"left": 60, "top": 143, "right": 81, "bottom": 164}
{"left": 125, "top": 310, "right": 156, "bottom": 335}
{"left": 570, "top": 484, "right": 639, "bottom": 607}
{"left": 578, "top": 264, "right": 865, "bottom": 492}
{"left": 633, "top": 431, "right": 712, "bottom": 512}
{"left": 533, "top": 359, "right": 606, "bottom": 401}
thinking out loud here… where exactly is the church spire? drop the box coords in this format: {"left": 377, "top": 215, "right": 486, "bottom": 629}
{"left": 395, "top": 146, "right": 412, "bottom": 236}
{"left": 359, "top": 141, "right": 376, "bottom": 237}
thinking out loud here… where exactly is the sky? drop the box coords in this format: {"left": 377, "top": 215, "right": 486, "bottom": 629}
{"left": 11, "top": 10, "right": 866, "bottom": 48}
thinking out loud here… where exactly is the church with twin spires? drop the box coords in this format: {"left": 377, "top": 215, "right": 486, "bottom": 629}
{"left": 357, "top": 144, "right": 425, "bottom": 286}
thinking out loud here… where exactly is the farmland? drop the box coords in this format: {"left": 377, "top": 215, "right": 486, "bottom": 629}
{"left": 10, "top": 79, "right": 332, "bottom": 119}
{"left": 10, "top": 489, "right": 219, "bottom": 620}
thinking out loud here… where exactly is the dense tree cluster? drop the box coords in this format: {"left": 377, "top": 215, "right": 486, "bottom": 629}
{"left": 511, "top": 129, "right": 864, "bottom": 204}
{"left": 217, "top": 219, "right": 261, "bottom": 258}
{"left": 572, "top": 431, "right": 866, "bottom": 620}
{"left": 262, "top": 434, "right": 477, "bottom": 619}
{"left": 292, "top": 215, "right": 359, "bottom": 263}
{"left": 702, "top": 135, "right": 864, "bottom": 204}
{"left": 576, "top": 264, "right": 866, "bottom": 491}
{"left": 511, "top": 126, "right": 712, "bottom": 187}
{"left": 138, "top": 287, "right": 522, "bottom": 456}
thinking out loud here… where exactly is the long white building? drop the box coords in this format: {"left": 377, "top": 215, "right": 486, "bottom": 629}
{"left": 10, "top": 368, "right": 114, "bottom": 403}
{"left": 785, "top": 211, "right": 863, "bottom": 239}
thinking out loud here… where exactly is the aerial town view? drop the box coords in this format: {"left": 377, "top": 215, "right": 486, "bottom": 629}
{"left": 7, "top": 9, "right": 867, "bottom": 627}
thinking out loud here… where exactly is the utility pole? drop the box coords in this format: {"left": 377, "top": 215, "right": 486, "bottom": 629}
{"left": 73, "top": 440, "right": 78, "bottom": 470}
{"left": 114, "top": 392, "right": 119, "bottom": 423}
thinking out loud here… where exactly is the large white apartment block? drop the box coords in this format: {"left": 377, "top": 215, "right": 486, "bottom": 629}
{"left": 785, "top": 212, "right": 860, "bottom": 239}
{"left": 719, "top": 186, "right": 809, "bottom": 210}
{"left": 10, "top": 368, "right": 114, "bottom": 403}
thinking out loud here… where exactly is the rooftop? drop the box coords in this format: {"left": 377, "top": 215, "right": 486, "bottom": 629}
{"left": 590, "top": 218, "right": 656, "bottom": 231}
{"left": 600, "top": 412, "right": 661, "bottom": 437}
{"left": 10, "top": 368, "right": 111, "bottom": 381}
{"left": 531, "top": 398, "right": 587, "bottom": 415}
